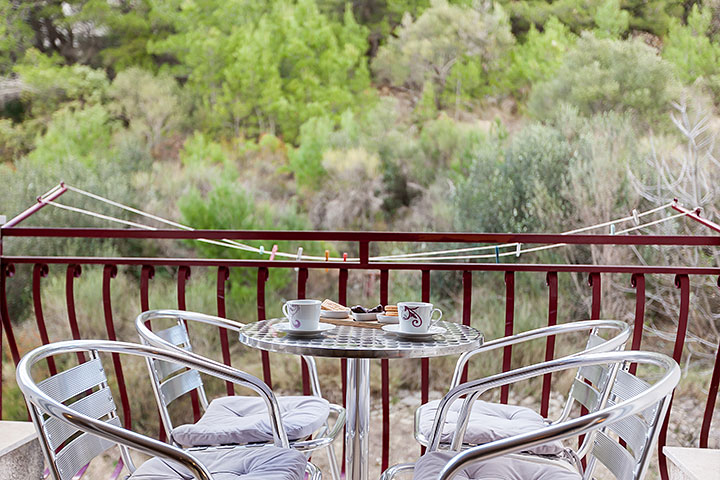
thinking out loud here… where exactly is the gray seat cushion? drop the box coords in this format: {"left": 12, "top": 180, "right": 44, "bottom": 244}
{"left": 413, "top": 450, "right": 581, "bottom": 480}
{"left": 129, "top": 445, "right": 307, "bottom": 480}
{"left": 172, "top": 395, "right": 329, "bottom": 447}
{"left": 417, "top": 399, "right": 564, "bottom": 456}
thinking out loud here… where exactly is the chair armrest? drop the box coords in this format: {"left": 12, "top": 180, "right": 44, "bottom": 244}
{"left": 449, "top": 320, "right": 630, "bottom": 388}
{"left": 429, "top": 351, "right": 677, "bottom": 452}
{"left": 437, "top": 352, "right": 679, "bottom": 480}
{"left": 20, "top": 339, "right": 291, "bottom": 449}
{"left": 138, "top": 309, "right": 246, "bottom": 332}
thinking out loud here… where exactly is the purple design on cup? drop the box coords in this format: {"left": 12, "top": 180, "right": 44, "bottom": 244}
{"left": 402, "top": 306, "right": 423, "bottom": 327}
{"left": 291, "top": 317, "right": 301, "bottom": 328}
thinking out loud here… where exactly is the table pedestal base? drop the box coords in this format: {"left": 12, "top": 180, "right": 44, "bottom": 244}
{"left": 346, "top": 358, "right": 370, "bottom": 480}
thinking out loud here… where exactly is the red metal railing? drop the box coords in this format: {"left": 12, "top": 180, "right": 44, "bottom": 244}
{"left": 1, "top": 227, "right": 719, "bottom": 479}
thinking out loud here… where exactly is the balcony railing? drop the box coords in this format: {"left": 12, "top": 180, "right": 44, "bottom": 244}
{"left": 1, "top": 227, "right": 719, "bottom": 480}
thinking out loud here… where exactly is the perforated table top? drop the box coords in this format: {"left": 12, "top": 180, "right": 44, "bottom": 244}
{"left": 238, "top": 318, "right": 482, "bottom": 359}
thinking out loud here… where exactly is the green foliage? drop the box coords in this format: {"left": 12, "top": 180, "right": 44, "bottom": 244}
{"left": 26, "top": 104, "right": 118, "bottom": 167}
{"left": 0, "top": 0, "right": 33, "bottom": 74}
{"left": 372, "top": 0, "right": 514, "bottom": 106}
{"left": 594, "top": 0, "right": 629, "bottom": 38}
{"left": 528, "top": 33, "right": 678, "bottom": 123}
{"left": 492, "top": 16, "right": 576, "bottom": 98}
{"left": 454, "top": 123, "right": 575, "bottom": 233}
{"left": 499, "top": 0, "right": 683, "bottom": 37}
{"left": 109, "top": 68, "right": 184, "bottom": 151}
{"left": 179, "top": 181, "right": 309, "bottom": 304}
{"left": 14, "top": 49, "right": 109, "bottom": 117}
{"left": 663, "top": 5, "right": 720, "bottom": 96}
{"left": 151, "top": 0, "right": 371, "bottom": 142}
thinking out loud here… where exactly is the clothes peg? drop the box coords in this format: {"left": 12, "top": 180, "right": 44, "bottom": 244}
{"left": 294, "top": 247, "right": 303, "bottom": 272}
{"left": 259, "top": 245, "right": 265, "bottom": 256}
{"left": 495, "top": 246, "right": 500, "bottom": 263}
{"left": 515, "top": 243, "right": 521, "bottom": 257}
{"left": 269, "top": 245, "right": 278, "bottom": 261}
{"left": 610, "top": 224, "right": 616, "bottom": 235}
{"left": 343, "top": 253, "right": 348, "bottom": 262}
{"left": 325, "top": 250, "right": 330, "bottom": 272}
{"left": 632, "top": 209, "right": 640, "bottom": 225}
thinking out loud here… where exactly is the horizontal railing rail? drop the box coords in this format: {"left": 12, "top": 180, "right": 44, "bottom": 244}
{"left": 1, "top": 227, "right": 718, "bottom": 480}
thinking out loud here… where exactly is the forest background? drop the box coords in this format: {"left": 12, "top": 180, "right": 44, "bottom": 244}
{"left": 1, "top": 0, "right": 720, "bottom": 467}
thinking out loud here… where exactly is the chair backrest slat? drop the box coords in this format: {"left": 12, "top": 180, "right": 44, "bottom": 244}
{"left": 44, "top": 386, "right": 116, "bottom": 451}
{"left": 591, "top": 431, "right": 636, "bottom": 480}
{"left": 160, "top": 369, "right": 203, "bottom": 405}
{"left": 569, "top": 378, "right": 602, "bottom": 411}
{"left": 38, "top": 358, "right": 106, "bottom": 402}
{"left": 577, "top": 364, "right": 609, "bottom": 387}
{"left": 611, "top": 370, "right": 657, "bottom": 422}
{"left": 53, "top": 418, "right": 121, "bottom": 480}
{"left": 604, "top": 410, "right": 649, "bottom": 459}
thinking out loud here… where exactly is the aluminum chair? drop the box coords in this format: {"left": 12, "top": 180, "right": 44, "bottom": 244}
{"left": 383, "top": 350, "right": 680, "bottom": 480}
{"left": 135, "top": 309, "right": 343, "bottom": 480}
{"left": 414, "top": 319, "right": 631, "bottom": 454}
{"left": 16, "top": 339, "right": 321, "bottom": 480}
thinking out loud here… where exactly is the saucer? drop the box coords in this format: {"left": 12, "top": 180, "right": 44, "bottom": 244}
{"left": 377, "top": 314, "right": 399, "bottom": 324}
{"left": 381, "top": 324, "right": 446, "bottom": 339}
{"left": 276, "top": 321, "right": 336, "bottom": 337}
{"left": 352, "top": 312, "right": 378, "bottom": 321}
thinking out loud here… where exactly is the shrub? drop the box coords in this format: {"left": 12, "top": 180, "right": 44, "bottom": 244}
{"left": 491, "top": 16, "right": 576, "bottom": 99}
{"left": 454, "top": 123, "right": 575, "bottom": 233}
{"left": 372, "top": 0, "right": 514, "bottom": 106}
{"left": 152, "top": 0, "right": 371, "bottom": 142}
{"left": 663, "top": 5, "right": 720, "bottom": 97}
{"left": 593, "top": 0, "right": 629, "bottom": 38}
{"left": 528, "top": 33, "right": 678, "bottom": 124}
{"left": 109, "top": 68, "right": 184, "bottom": 152}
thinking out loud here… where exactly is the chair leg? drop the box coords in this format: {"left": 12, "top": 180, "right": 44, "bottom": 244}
{"left": 326, "top": 442, "right": 341, "bottom": 480}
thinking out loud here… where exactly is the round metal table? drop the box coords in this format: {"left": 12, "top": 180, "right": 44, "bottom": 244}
{"left": 239, "top": 318, "right": 483, "bottom": 480}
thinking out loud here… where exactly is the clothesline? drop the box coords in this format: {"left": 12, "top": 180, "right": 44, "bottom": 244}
{"left": 23, "top": 183, "right": 697, "bottom": 263}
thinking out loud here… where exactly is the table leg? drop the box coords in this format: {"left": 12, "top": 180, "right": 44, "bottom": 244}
{"left": 346, "top": 358, "right": 370, "bottom": 480}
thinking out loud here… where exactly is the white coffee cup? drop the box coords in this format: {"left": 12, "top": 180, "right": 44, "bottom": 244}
{"left": 282, "top": 299, "right": 321, "bottom": 331}
{"left": 397, "top": 302, "right": 442, "bottom": 333}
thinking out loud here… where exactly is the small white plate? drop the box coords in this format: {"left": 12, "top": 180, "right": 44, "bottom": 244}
{"left": 381, "top": 324, "right": 446, "bottom": 339}
{"left": 321, "top": 309, "right": 351, "bottom": 319}
{"left": 352, "top": 312, "right": 379, "bottom": 321}
{"left": 377, "top": 314, "right": 399, "bottom": 324}
{"left": 275, "top": 322, "right": 336, "bottom": 336}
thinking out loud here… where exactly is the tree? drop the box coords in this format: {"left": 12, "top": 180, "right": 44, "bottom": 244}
{"left": 372, "top": 0, "right": 514, "bottom": 107}
{"left": 594, "top": 0, "right": 629, "bottom": 38}
{"left": 151, "top": 0, "right": 371, "bottom": 142}
{"left": 109, "top": 68, "right": 183, "bottom": 153}
{"left": 528, "top": 33, "right": 678, "bottom": 124}
{"left": 663, "top": 5, "right": 720, "bottom": 98}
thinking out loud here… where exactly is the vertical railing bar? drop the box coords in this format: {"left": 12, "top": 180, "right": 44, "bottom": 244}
{"left": 658, "top": 274, "right": 690, "bottom": 480}
{"left": 460, "top": 271, "right": 472, "bottom": 385}
{"left": 421, "top": 270, "right": 430, "bottom": 406}
{"left": 338, "top": 268, "right": 348, "bottom": 475}
{"left": 0, "top": 263, "right": 19, "bottom": 420}
{"left": 298, "top": 268, "right": 311, "bottom": 396}
{"left": 500, "top": 271, "right": 515, "bottom": 404}
{"left": 177, "top": 265, "right": 201, "bottom": 422}
{"left": 33, "top": 263, "right": 56, "bottom": 375}
{"left": 699, "top": 275, "right": 720, "bottom": 448}
{"left": 140, "top": 265, "right": 155, "bottom": 322}
{"left": 629, "top": 273, "right": 646, "bottom": 375}
{"left": 102, "top": 265, "right": 131, "bottom": 429}
{"left": 579, "top": 272, "right": 602, "bottom": 454}
{"left": 420, "top": 269, "right": 430, "bottom": 456}
{"left": 540, "top": 271, "right": 558, "bottom": 418}
{"left": 700, "top": 290, "right": 720, "bottom": 448}
{"left": 66, "top": 264, "right": 86, "bottom": 364}
{"left": 140, "top": 264, "right": 164, "bottom": 442}
{"left": 216, "top": 266, "right": 234, "bottom": 396}
{"left": 257, "top": 267, "right": 272, "bottom": 388}
{"left": 380, "top": 269, "right": 389, "bottom": 471}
